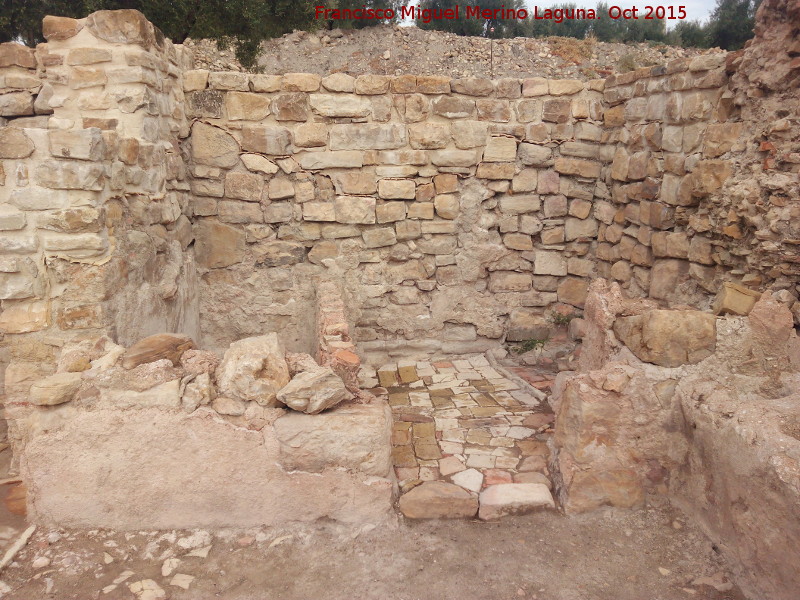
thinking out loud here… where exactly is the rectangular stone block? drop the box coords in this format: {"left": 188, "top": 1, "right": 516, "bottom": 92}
{"left": 499, "top": 195, "right": 541, "bottom": 214}
{"left": 488, "top": 272, "right": 532, "bottom": 292}
{"left": 334, "top": 196, "right": 376, "bottom": 224}
{"left": 241, "top": 125, "right": 291, "bottom": 155}
{"left": 376, "top": 202, "right": 407, "bottom": 223}
{"left": 483, "top": 136, "right": 517, "bottom": 162}
{"left": 303, "top": 202, "right": 336, "bottom": 222}
{"left": 299, "top": 151, "right": 364, "bottom": 170}
{"left": 309, "top": 94, "right": 371, "bottom": 118}
{"left": 554, "top": 158, "right": 601, "bottom": 179}
{"left": 378, "top": 179, "right": 415, "bottom": 200}
{"left": 330, "top": 123, "right": 407, "bottom": 151}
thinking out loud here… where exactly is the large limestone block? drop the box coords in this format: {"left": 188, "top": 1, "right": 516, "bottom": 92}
{"left": 29, "top": 372, "right": 82, "bottom": 406}
{"left": 85, "top": 9, "right": 157, "bottom": 47}
{"left": 193, "top": 220, "right": 245, "bottom": 269}
{"left": 478, "top": 483, "right": 555, "bottom": 520}
{"left": 0, "top": 42, "right": 36, "bottom": 67}
{"left": 483, "top": 136, "right": 517, "bottom": 162}
{"left": 273, "top": 403, "right": 392, "bottom": 476}
{"left": 0, "top": 300, "right": 49, "bottom": 333}
{"left": 334, "top": 196, "right": 375, "bottom": 224}
{"left": 277, "top": 367, "right": 352, "bottom": 414}
{"left": 399, "top": 481, "right": 478, "bottom": 519}
{"left": 241, "top": 125, "right": 291, "bottom": 155}
{"left": 42, "top": 16, "right": 83, "bottom": 40}
{"left": 329, "top": 123, "right": 406, "bottom": 151}
{"left": 255, "top": 241, "right": 306, "bottom": 267}
{"left": 712, "top": 282, "right": 761, "bottom": 316}
{"left": 216, "top": 334, "right": 290, "bottom": 406}
{"left": 309, "top": 94, "right": 371, "bottom": 118}
{"left": 22, "top": 408, "right": 393, "bottom": 529}
{"left": 507, "top": 309, "right": 552, "bottom": 342}
{"left": 191, "top": 122, "right": 239, "bottom": 168}
{"left": 613, "top": 309, "right": 716, "bottom": 368}
{"left": 49, "top": 128, "right": 105, "bottom": 161}
{"left": 34, "top": 160, "right": 103, "bottom": 190}
{"left": 225, "top": 92, "right": 270, "bottom": 121}
{"left": 0, "top": 92, "right": 34, "bottom": 117}
{"left": 122, "top": 334, "right": 195, "bottom": 370}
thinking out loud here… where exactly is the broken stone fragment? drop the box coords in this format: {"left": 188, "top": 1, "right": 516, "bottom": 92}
{"left": 182, "top": 372, "right": 215, "bottom": 413}
{"left": 613, "top": 309, "right": 716, "bottom": 368}
{"left": 277, "top": 366, "right": 352, "bottom": 414}
{"left": 285, "top": 352, "right": 320, "bottom": 376}
{"left": 712, "top": 282, "right": 761, "bottom": 316}
{"left": 179, "top": 349, "right": 220, "bottom": 376}
{"left": 128, "top": 578, "right": 166, "bottom": 600}
{"left": 211, "top": 395, "right": 246, "bottom": 416}
{"left": 215, "top": 334, "right": 290, "bottom": 406}
{"left": 29, "top": 372, "right": 82, "bottom": 406}
{"left": 478, "top": 483, "right": 555, "bottom": 520}
{"left": 122, "top": 333, "right": 195, "bottom": 370}
{"left": 398, "top": 481, "right": 478, "bottom": 519}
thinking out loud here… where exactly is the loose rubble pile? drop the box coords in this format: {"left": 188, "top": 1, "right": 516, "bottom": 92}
{"left": 15, "top": 327, "right": 396, "bottom": 530}
{"left": 26, "top": 330, "right": 353, "bottom": 418}
{"left": 185, "top": 26, "right": 717, "bottom": 80}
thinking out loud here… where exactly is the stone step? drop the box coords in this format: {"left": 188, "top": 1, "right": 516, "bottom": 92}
{"left": 399, "top": 480, "right": 555, "bottom": 521}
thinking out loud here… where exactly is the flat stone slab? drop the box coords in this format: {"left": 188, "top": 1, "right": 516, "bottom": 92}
{"left": 399, "top": 481, "right": 478, "bottom": 519}
{"left": 478, "top": 483, "right": 555, "bottom": 520}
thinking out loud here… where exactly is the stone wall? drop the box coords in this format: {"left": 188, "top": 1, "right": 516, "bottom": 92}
{"left": 181, "top": 53, "right": 793, "bottom": 363}
{"left": 183, "top": 71, "right": 609, "bottom": 360}
{"left": 1, "top": 5, "right": 798, "bottom": 426}
{"left": 0, "top": 11, "right": 199, "bottom": 397}
{"left": 6, "top": 7, "right": 794, "bottom": 377}
{"left": 597, "top": 55, "right": 734, "bottom": 304}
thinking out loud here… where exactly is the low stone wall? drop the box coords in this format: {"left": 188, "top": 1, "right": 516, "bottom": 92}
{"left": 550, "top": 280, "right": 800, "bottom": 600}
{"left": 15, "top": 328, "right": 395, "bottom": 529}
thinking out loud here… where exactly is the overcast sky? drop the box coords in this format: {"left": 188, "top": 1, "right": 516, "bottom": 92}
{"left": 401, "top": 1, "right": 716, "bottom": 24}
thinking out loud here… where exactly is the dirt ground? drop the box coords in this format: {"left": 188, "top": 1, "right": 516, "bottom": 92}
{"left": 0, "top": 495, "right": 745, "bottom": 600}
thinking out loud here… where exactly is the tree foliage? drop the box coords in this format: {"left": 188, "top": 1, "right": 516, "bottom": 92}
{"left": 708, "top": 0, "right": 761, "bottom": 50}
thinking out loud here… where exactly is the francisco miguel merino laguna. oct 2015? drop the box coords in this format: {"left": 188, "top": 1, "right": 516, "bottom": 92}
{"left": 314, "top": 5, "right": 690, "bottom": 23}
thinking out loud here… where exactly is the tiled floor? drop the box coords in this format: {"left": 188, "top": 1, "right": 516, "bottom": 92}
{"left": 373, "top": 355, "right": 555, "bottom": 496}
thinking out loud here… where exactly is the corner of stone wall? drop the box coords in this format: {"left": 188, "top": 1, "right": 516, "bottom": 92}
{"left": 1, "top": 10, "right": 200, "bottom": 456}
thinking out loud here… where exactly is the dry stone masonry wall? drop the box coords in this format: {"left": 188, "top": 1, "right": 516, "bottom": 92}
{"left": 182, "top": 52, "right": 785, "bottom": 363}
{"left": 3, "top": 5, "right": 798, "bottom": 380}
{"left": 0, "top": 10, "right": 200, "bottom": 423}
